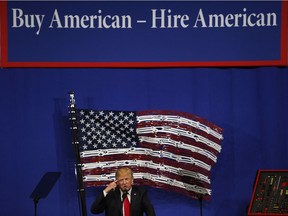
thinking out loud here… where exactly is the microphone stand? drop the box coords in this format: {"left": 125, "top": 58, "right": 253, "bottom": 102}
{"left": 121, "top": 190, "right": 128, "bottom": 216}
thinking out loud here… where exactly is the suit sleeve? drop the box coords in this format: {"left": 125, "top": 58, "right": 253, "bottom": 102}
{"left": 90, "top": 191, "right": 106, "bottom": 214}
{"left": 142, "top": 189, "right": 156, "bottom": 216}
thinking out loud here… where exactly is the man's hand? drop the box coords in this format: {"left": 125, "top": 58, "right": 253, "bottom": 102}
{"left": 104, "top": 180, "right": 118, "bottom": 194}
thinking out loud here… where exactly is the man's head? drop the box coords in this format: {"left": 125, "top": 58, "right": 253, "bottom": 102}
{"left": 115, "top": 167, "right": 134, "bottom": 192}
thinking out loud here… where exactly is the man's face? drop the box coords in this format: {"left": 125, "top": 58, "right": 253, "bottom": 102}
{"left": 117, "top": 173, "right": 133, "bottom": 191}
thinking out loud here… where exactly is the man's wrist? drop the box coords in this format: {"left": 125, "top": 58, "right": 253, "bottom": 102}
{"left": 103, "top": 189, "right": 108, "bottom": 197}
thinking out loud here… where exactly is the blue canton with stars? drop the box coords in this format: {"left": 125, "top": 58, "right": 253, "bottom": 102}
{"left": 77, "top": 110, "right": 139, "bottom": 151}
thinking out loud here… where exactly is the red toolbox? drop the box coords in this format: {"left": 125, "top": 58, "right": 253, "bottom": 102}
{"left": 248, "top": 170, "right": 288, "bottom": 216}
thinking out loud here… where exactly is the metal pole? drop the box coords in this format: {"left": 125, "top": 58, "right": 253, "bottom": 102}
{"left": 69, "top": 92, "right": 87, "bottom": 216}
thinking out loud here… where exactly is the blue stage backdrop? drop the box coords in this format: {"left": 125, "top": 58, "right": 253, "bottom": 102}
{"left": 0, "top": 1, "right": 288, "bottom": 216}
{"left": 1, "top": 67, "right": 288, "bottom": 216}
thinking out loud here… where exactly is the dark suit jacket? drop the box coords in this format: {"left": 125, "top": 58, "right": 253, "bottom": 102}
{"left": 91, "top": 186, "right": 156, "bottom": 216}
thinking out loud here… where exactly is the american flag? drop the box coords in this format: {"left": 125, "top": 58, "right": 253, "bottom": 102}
{"left": 76, "top": 109, "right": 223, "bottom": 199}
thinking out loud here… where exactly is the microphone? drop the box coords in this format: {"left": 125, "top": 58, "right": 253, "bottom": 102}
{"left": 122, "top": 190, "right": 128, "bottom": 200}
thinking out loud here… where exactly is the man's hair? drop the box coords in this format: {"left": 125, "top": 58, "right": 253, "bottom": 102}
{"left": 115, "top": 167, "right": 133, "bottom": 179}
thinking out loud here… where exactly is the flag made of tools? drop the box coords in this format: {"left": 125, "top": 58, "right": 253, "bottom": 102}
{"left": 76, "top": 109, "right": 223, "bottom": 200}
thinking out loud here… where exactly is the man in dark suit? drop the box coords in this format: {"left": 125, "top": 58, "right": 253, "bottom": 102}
{"left": 91, "top": 167, "right": 156, "bottom": 216}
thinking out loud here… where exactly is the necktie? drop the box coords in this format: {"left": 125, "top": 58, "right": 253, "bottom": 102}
{"left": 122, "top": 191, "right": 130, "bottom": 216}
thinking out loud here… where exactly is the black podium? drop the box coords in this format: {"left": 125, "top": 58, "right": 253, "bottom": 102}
{"left": 30, "top": 172, "right": 61, "bottom": 216}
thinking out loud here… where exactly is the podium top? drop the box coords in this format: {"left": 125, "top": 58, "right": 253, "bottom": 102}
{"left": 30, "top": 172, "right": 61, "bottom": 200}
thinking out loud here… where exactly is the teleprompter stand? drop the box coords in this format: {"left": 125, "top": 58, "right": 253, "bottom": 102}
{"left": 30, "top": 172, "right": 61, "bottom": 216}
{"left": 198, "top": 194, "right": 203, "bottom": 216}
{"left": 196, "top": 180, "right": 205, "bottom": 216}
